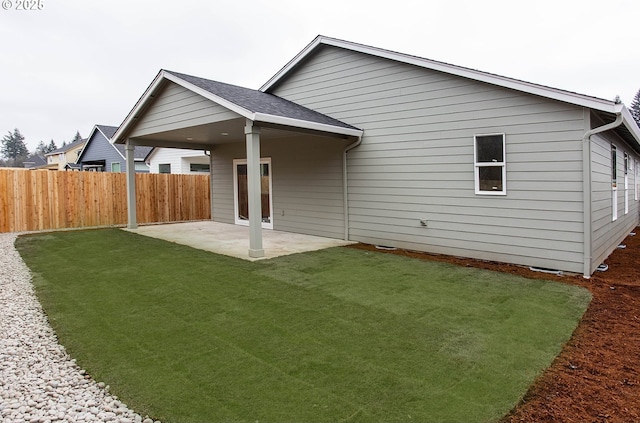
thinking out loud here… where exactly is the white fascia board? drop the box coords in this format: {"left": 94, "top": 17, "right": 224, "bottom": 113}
{"left": 111, "top": 70, "right": 252, "bottom": 145}
{"left": 621, "top": 106, "right": 640, "bottom": 146}
{"left": 260, "top": 35, "right": 323, "bottom": 92}
{"left": 252, "top": 112, "right": 363, "bottom": 138}
{"left": 261, "top": 36, "right": 619, "bottom": 114}
{"left": 111, "top": 71, "right": 166, "bottom": 145}
{"left": 76, "top": 125, "right": 100, "bottom": 161}
{"left": 162, "top": 72, "right": 252, "bottom": 120}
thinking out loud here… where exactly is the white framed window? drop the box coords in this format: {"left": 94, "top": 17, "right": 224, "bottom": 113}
{"left": 158, "top": 163, "right": 171, "bottom": 174}
{"left": 190, "top": 163, "right": 210, "bottom": 172}
{"left": 624, "top": 152, "right": 629, "bottom": 215}
{"left": 612, "top": 144, "right": 617, "bottom": 221}
{"left": 233, "top": 158, "right": 273, "bottom": 229}
{"left": 635, "top": 159, "right": 639, "bottom": 201}
{"left": 111, "top": 162, "right": 121, "bottom": 173}
{"left": 474, "top": 133, "right": 506, "bottom": 195}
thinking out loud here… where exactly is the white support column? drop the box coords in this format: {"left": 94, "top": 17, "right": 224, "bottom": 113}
{"left": 208, "top": 148, "right": 215, "bottom": 221}
{"left": 245, "top": 120, "right": 264, "bottom": 258}
{"left": 125, "top": 140, "right": 137, "bottom": 229}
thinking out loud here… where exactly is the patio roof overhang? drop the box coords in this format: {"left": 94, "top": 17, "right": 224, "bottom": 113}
{"left": 111, "top": 69, "right": 363, "bottom": 260}
{"left": 112, "top": 69, "right": 363, "bottom": 151}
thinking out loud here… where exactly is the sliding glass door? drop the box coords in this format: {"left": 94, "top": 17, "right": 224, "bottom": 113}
{"left": 233, "top": 158, "right": 273, "bottom": 229}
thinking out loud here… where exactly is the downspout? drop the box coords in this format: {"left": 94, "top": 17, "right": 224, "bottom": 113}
{"left": 343, "top": 136, "right": 363, "bottom": 241}
{"left": 582, "top": 112, "right": 623, "bottom": 278}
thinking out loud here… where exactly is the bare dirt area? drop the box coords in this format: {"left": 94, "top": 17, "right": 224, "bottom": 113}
{"left": 348, "top": 229, "right": 640, "bottom": 423}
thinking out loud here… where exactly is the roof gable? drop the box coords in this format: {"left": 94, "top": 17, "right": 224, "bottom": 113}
{"left": 261, "top": 36, "right": 640, "bottom": 146}
{"left": 45, "top": 138, "right": 86, "bottom": 156}
{"left": 77, "top": 125, "right": 120, "bottom": 162}
{"left": 76, "top": 124, "right": 150, "bottom": 162}
{"left": 112, "top": 70, "right": 362, "bottom": 145}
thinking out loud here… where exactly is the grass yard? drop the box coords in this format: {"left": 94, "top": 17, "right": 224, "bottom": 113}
{"left": 15, "top": 229, "right": 590, "bottom": 423}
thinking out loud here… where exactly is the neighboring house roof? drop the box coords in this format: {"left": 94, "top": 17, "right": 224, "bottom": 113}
{"left": 64, "top": 163, "right": 82, "bottom": 170}
{"left": 96, "top": 124, "right": 117, "bottom": 139}
{"left": 23, "top": 154, "right": 46, "bottom": 168}
{"left": 45, "top": 138, "right": 86, "bottom": 156}
{"left": 77, "top": 124, "right": 151, "bottom": 163}
{"left": 112, "top": 70, "right": 363, "bottom": 145}
{"left": 261, "top": 35, "right": 640, "bottom": 147}
{"left": 113, "top": 143, "right": 152, "bottom": 161}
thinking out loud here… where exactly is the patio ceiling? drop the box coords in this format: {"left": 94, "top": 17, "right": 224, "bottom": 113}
{"left": 126, "top": 118, "right": 347, "bottom": 151}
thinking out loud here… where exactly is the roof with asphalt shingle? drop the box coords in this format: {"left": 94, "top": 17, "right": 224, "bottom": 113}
{"left": 164, "top": 70, "right": 359, "bottom": 131}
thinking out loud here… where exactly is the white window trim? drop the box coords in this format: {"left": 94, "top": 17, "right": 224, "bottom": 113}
{"left": 474, "top": 133, "right": 506, "bottom": 196}
{"left": 633, "top": 159, "right": 638, "bottom": 201}
{"left": 624, "top": 152, "right": 629, "bottom": 215}
{"left": 111, "top": 162, "right": 121, "bottom": 172}
{"left": 233, "top": 158, "right": 273, "bottom": 230}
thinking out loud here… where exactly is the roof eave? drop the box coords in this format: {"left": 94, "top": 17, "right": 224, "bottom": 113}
{"left": 260, "top": 35, "right": 324, "bottom": 92}
{"left": 253, "top": 112, "right": 363, "bottom": 138}
{"left": 620, "top": 106, "right": 640, "bottom": 147}
{"left": 260, "top": 35, "right": 624, "bottom": 115}
{"left": 112, "top": 71, "right": 166, "bottom": 145}
{"left": 75, "top": 125, "right": 98, "bottom": 162}
{"left": 112, "top": 70, "right": 255, "bottom": 145}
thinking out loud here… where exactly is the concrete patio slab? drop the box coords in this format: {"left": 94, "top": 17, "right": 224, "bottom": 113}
{"left": 123, "top": 221, "right": 354, "bottom": 261}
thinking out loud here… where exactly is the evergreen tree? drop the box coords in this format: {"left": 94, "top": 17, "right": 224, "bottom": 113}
{"left": 630, "top": 88, "right": 640, "bottom": 127}
{"left": 71, "top": 130, "right": 82, "bottom": 143}
{"left": 1, "top": 129, "right": 29, "bottom": 163}
{"left": 47, "top": 139, "right": 57, "bottom": 153}
{"left": 35, "top": 141, "right": 47, "bottom": 155}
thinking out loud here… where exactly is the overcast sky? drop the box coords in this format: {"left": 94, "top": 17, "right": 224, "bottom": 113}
{"left": 1, "top": 0, "right": 639, "bottom": 151}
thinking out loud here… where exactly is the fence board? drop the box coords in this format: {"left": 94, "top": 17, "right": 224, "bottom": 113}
{"left": 0, "top": 169, "right": 211, "bottom": 233}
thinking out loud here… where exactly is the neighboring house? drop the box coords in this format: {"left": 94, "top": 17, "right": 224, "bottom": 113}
{"left": 23, "top": 154, "right": 46, "bottom": 169}
{"left": 111, "top": 36, "right": 640, "bottom": 277}
{"left": 76, "top": 125, "right": 151, "bottom": 172}
{"left": 64, "top": 163, "right": 82, "bottom": 171}
{"left": 146, "top": 147, "right": 210, "bottom": 174}
{"left": 41, "top": 138, "right": 86, "bottom": 170}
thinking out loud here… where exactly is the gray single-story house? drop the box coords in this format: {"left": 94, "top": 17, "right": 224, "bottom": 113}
{"left": 112, "top": 35, "right": 640, "bottom": 278}
{"left": 77, "top": 124, "right": 152, "bottom": 172}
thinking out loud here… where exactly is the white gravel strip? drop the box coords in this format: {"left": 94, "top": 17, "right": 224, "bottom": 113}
{"left": 0, "top": 232, "right": 159, "bottom": 423}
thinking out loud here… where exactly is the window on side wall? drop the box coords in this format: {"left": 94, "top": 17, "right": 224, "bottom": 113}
{"left": 111, "top": 162, "right": 121, "bottom": 173}
{"left": 611, "top": 144, "right": 617, "bottom": 221}
{"left": 159, "top": 163, "right": 171, "bottom": 174}
{"left": 474, "top": 133, "right": 506, "bottom": 195}
{"left": 633, "top": 159, "right": 639, "bottom": 201}
{"left": 190, "top": 163, "right": 210, "bottom": 172}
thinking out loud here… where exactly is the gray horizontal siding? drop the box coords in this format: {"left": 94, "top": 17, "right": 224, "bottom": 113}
{"left": 78, "top": 131, "right": 125, "bottom": 172}
{"left": 590, "top": 129, "right": 640, "bottom": 271}
{"left": 130, "top": 81, "right": 240, "bottom": 138}
{"left": 272, "top": 45, "right": 588, "bottom": 272}
{"left": 211, "top": 136, "right": 347, "bottom": 239}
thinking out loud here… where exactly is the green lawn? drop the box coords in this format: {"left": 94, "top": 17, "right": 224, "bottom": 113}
{"left": 15, "top": 229, "right": 590, "bottom": 423}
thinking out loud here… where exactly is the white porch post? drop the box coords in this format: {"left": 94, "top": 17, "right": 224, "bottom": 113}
{"left": 125, "top": 140, "right": 137, "bottom": 229}
{"left": 245, "top": 120, "right": 264, "bottom": 258}
{"left": 208, "top": 148, "right": 215, "bottom": 221}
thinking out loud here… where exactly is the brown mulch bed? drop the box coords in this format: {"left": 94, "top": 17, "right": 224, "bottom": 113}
{"left": 348, "top": 229, "right": 640, "bottom": 423}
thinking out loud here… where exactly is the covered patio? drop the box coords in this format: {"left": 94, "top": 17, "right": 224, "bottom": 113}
{"left": 125, "top": 221, "right": 354, "bottom": 261}
{"left": 111, "top": 70, "right": 363, "bottom": 259}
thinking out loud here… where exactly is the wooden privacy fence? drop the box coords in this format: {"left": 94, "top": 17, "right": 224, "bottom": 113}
{"left": 0, "top": 169, "right": 211, "bottom": 233}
